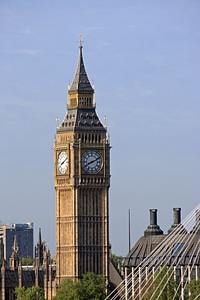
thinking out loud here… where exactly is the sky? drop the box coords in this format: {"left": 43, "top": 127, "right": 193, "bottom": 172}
{"left": 0, "top": 0, "right": 200, "bottom": 257}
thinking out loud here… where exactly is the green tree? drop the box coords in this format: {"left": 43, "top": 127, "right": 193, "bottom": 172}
{"left": 142, "top": 268, "right": 200, "bottom": 300}
{"left": 186, "top": 279, "right": 200, "bottom": 299}
{"left": 15, "top": 287, "right": 26, "bottom": 300}
{"left": 143, "top": 267, "right": 179, "bottom": 300}
{"left": 111, "top": 253, "right": 124, "bottom": 272}
{"left": 53, "top": 272, "right": 106, "bottom": 300}
{"left": 15, "top": 286, "right": 45, "bottom": 300}
{"left": 81, "top": 272, "right": 106, "bottom": 300}
{"left": 21, "top": 257, "right": 34, "bottom": 266}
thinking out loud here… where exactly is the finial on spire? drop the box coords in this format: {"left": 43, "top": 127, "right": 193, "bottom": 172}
{"left": 104, "top": 116, "right": 107, "bottom": 129}
{"left": 13, "top": 235, "right": 18, "bottom": 254}
{"left": 79, "top": 33, "right": 84, "bottom": 48}
{"left": 56, "top": 117, "right": 60, "bottom": 128}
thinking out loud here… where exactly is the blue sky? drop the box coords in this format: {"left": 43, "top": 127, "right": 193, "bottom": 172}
{"left": 0, "top": 0, "right": 199, "bottom": 257}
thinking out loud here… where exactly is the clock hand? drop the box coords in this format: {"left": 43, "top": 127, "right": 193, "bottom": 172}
{"left": 86, "top": 157, "right": 99, "bottom": 166}
{"left": 61, "top": 157, "right": 68, "bottom": 165}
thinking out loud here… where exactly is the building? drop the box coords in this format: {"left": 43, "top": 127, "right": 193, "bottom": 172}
{"left": 118, "top": 207, "right": 200, "bottom": 299}
{"left": 123, "top": 208, "right": 200, "bottom": 269}
{"left": 0, "top": 223, "right": 33, "bottom": 260}
{"left": 0, "top": 39, "right": 120, "bottom": 300}
{"left": 0, "top": 229, "right": 56, "bottom": 300}
{"left": 54, "top": 38, "right": 111, "bottom": 283}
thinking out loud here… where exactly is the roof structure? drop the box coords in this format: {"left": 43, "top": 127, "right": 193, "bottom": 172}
{"left": 57, "top": 42, "right": 105, "bottom": 133}
{"left": 123, "top": 207, "right": 197, "bottom": 267}
{"left": 107, "top": 205, "right": 200, "bottom": 300}
{"left": 124, "top": 209, "right": 166, "bottom": 267}
{"left": 69, "top": 43, "right": 94, "bottom": 94}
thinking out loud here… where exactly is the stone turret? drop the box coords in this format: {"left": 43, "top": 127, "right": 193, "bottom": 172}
{"left": 35, "top": 228, "right": 46, "bottom": 266}
{"left": 9, "top": 235, "right": 20, "bottom": 269}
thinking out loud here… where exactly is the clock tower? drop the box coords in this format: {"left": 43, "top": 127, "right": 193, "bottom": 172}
{"left": 54, "top": 40, "right": 110, "bottom": 284}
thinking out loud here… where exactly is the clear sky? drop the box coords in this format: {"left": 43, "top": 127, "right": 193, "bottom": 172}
{"left": 0, "top": 0, "right": 199, "bottom": 257}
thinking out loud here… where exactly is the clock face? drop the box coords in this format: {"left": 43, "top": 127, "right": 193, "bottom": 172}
{"left": 57, "top": 151, "right": 68, "bottom": 174}
{"left": 82, "top": 150, "right": 102, "bottom": 174}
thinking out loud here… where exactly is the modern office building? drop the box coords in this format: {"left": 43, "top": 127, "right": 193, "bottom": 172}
{"left": 0, "top": 222, "right": 33, "bottom": 260}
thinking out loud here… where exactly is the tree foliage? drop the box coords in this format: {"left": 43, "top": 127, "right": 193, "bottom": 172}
{"left": 53, "top": 272, "right": 106, "bottom": 300}
{"left": 143, "top": 267, "right": 180, "bottom": 300}
{"left": 142, "top": 267, "right": 200, "bottom": 300}
{"left": 111, "top": 253, "right": 124, "bottom": 272}
{"left": 15, "top": 286, "right": 45, "bottom": 300}
{"left": 21, "top": 257, "right": 34, "bottom": 266}
{"left": 186, "top": 279, "right": 200, "bottom": 299}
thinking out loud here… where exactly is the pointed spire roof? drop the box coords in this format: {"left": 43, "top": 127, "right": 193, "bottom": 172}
{"left": 69, "top": 35, "right": 94, "bottom": 94}
{"left": 13, "top": 235, "right": 19, "bottom": 254}
{"left": 57, "top": 36, "right": 106, "bottom": 133}
{"left": 38, "top": 228, "right": 42, "bottom": 245}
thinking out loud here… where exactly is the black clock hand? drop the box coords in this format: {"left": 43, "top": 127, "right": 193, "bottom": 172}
{"left": 61, "top": 157, "right": 68, "bottom": 165}
{"left": 86, "top": 157, "right": 99, "bottom": 166}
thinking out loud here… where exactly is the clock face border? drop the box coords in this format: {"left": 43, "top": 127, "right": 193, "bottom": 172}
{"left": 82, "top": 150, "right": 103, "bottom": 174}
{"left": 57, "top": 151, "right": 69, "bottom": 175}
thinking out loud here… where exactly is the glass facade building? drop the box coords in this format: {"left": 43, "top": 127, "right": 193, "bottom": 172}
{"left": 0, "top": 223, "right": 33, "bottom": 260}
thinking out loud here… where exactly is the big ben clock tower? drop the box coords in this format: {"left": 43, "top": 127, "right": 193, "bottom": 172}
{"left": 54, "top": 38, "right": 110, "bottom": 284}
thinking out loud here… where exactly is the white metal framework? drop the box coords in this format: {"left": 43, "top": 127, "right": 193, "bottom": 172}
{"left": 106, "top": 203, "right": 200, "bottom": 300}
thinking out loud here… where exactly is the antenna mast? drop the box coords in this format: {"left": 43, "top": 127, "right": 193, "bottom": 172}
{"left": 128, "top": 209, "right": 131, "bottom": 253}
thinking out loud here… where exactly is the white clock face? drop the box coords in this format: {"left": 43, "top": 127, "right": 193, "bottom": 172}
{"left": 57, "top": 151, "right": 68, "bottom": 174}
{"left": 82, "top": 150, "right": 102, "bottom": 174}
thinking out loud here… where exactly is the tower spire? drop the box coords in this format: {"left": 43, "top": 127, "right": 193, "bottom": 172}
{"left": 13, "top": 235, "right": 18, "bottom": 253}
{"left": 69, "top": 35, "right": 94, "bottom": 94}
{"left": 38, "top": 227, "right": 42, "bottom": 245}
{"left": 79, "top": 33, "right": 84, "bottom": 49}
{"left": 9, "top": 235, "right": 19, "bottom": 269}
{"left": 35, "top": 228, "right": 46, "bottom": 266}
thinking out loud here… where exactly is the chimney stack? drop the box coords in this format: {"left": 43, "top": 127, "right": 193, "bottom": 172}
{"left": 168, "top": 208, "right": 187, "bottom": 234}
{"left": 150, "top": 209, "right": 158, "bottom": 225}
{"left": 173, "top": 208, "right": 181, "bottom": 225}
{"left": 144, "top": 209, "right": 163, "bottom": 237}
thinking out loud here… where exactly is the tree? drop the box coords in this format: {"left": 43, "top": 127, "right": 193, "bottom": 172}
{"left": 53, "top": 272, "right": 106, "bottom": 300}
{"left": 15, "top": 287, "right": 26, "bottom": 300}
{"left": 15, "top": 286, "right": 45, "bottom": 300}
{"left": 141, "top": 267, "right": 200, "bottom": 300}
{"left": 186, "top": 279, "right": 200, "bottom": 299}
{"left": 21, "top": 257, "right": 34, "bottom": 266}
{"left": 81, "top": 272, "right": 107, "bottom": 300}
{"left": 111, "top": 253, "right": 124, "bottom": 272}
{"left": 143, "top": 267, "right": 179, "bottom": 300}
